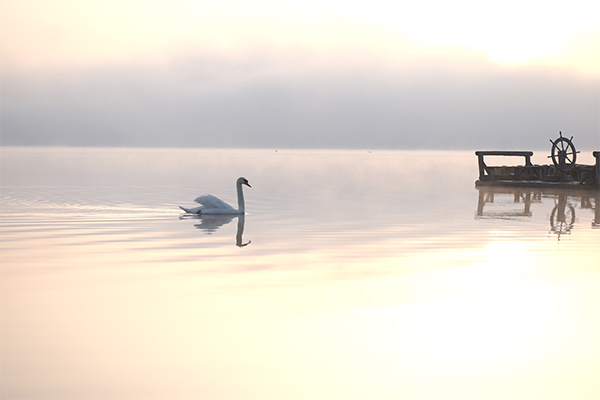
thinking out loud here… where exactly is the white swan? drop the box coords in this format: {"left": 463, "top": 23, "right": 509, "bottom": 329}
{"left": 179, "top": 177, "right": 251, "bottom": 215}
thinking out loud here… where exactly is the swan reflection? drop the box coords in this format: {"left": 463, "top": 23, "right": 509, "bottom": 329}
{"left": 180, "top": 214, "right": 250, "bottom": 247}
{"left": 476, "top": 187, "right": 599, "bottom": 239}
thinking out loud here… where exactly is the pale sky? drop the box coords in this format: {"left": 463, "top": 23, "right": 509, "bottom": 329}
{"left": 1, "top": 0, "right": 599, "bottom": 149}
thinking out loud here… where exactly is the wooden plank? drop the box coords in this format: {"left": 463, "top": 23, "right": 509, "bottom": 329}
{"left": 475, "top": 151, "right": 533, "bottom": 156}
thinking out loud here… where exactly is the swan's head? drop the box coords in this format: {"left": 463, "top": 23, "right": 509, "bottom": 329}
{"left": 237, "top": 177, "right": 251, "bottom": 188}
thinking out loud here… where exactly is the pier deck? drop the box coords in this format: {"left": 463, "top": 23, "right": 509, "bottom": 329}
{"left": 475, "top": 150, "right": 600, "bottom": 189}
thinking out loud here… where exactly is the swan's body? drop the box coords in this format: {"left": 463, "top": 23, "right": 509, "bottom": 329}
{"left": 179, "top": 177, "right": 251, "bottom": 215}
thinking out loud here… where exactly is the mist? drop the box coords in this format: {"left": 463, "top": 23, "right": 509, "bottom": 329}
{"left": 1, "top": 48, "right": 598, "bottom": 150}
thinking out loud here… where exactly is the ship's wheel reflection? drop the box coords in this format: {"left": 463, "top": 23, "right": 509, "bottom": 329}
{"left": 549, "top": 195, "right": 576, "bottom": 240}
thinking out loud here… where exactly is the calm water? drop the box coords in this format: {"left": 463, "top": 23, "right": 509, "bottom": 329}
{"left": 1, "top": 147, "right": 599, "bottom": 400}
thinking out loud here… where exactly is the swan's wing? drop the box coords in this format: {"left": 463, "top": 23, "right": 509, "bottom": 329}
{"left": 194, "top": 194, "right": 236, "bottom": 213}
{"left": 194, "top": 194, "right": 230, "bottom": 208}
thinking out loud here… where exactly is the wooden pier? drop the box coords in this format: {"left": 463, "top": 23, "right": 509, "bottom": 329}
{"left": 475, "top": 150, "right": 599, "bottom": 189}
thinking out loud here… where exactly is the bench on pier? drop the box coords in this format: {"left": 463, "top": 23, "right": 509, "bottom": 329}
{"left": 476, "top": 151, "right": 535, "bottom": 181}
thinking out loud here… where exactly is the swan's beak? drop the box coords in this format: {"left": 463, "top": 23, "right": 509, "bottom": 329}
{"left": 244, "top": 182, "right": 252, "bottom": 188}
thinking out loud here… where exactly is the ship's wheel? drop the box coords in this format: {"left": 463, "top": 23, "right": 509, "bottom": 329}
{"left": 549, "top": 131, "right": 579, "bottom": 171}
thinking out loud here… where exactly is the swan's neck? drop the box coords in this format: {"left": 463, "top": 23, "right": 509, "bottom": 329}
{"left": 236, "top": 182, "right": 245, "bottom": 213}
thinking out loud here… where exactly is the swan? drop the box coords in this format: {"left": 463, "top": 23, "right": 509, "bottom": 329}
{"left": 179, "top": 177, "right": 251, "bottom": 215}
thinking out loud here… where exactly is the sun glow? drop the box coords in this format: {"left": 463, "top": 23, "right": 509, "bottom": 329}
{"left": 1, "top": 0, "right": 598, "bottom": 74}
{"left": 319, "top": 0, "right": 599, "bottom": 70}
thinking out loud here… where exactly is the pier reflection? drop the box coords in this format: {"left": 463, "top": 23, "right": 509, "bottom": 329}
{"left": 476, "top": 187, "right": 599, "bottom": 238}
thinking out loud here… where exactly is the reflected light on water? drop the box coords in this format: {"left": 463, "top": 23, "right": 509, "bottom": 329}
{"left": 411, "top": 241, "right": 546, "bottom": 361}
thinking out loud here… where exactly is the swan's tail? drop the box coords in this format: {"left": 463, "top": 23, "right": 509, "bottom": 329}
{"left": 179, "top": 206, "right": 201, "bottom": 214}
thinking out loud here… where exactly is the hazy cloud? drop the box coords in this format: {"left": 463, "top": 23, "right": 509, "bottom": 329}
{"left": 1, "top": 47, "right": 598, "bottom": 150}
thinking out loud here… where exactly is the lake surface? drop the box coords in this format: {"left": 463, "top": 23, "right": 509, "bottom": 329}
{"left": 1, "top": 147, "right": 599, "bottom": 400}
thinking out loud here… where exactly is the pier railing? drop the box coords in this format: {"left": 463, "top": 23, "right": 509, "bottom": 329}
{"left": 476, "top": 151, "right": 534, "bottom": 182}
